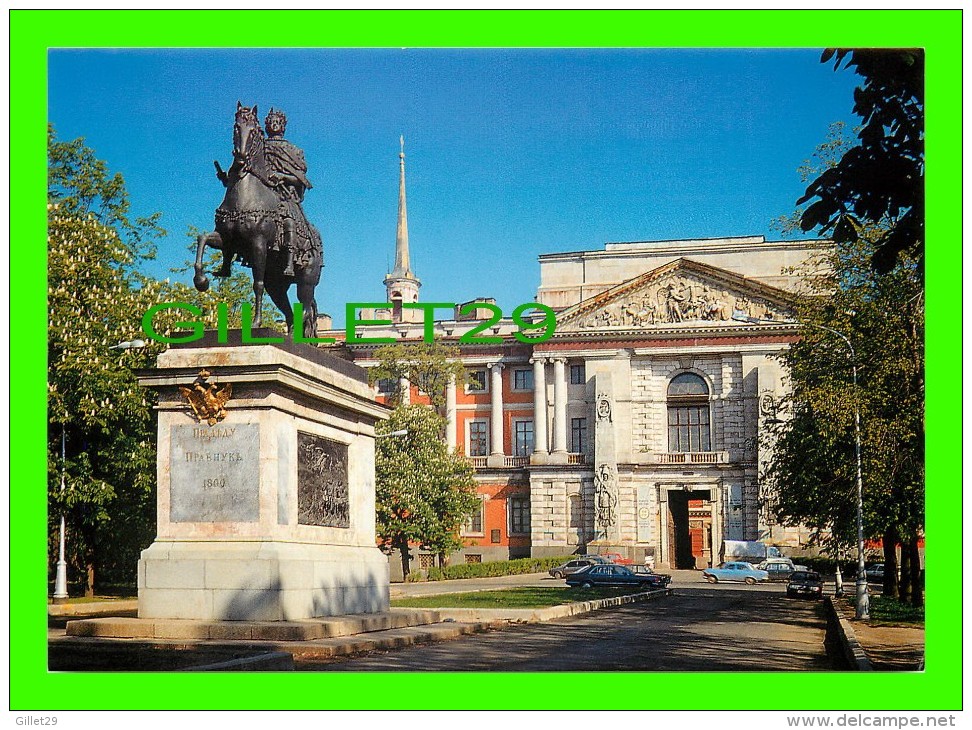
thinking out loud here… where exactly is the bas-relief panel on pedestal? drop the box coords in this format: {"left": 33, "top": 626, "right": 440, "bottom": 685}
{"left": 297, "top": 431, "right": 350, "bottom": 528}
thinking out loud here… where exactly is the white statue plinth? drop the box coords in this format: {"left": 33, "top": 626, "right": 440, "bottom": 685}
{"left": 136, "top": 332, "right": 390, "bottom": 621}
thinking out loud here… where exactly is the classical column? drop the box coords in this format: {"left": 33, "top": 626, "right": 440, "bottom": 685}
{"left": 445, "top": 374, "right": 457, "bottom": 451}
{"left": 551, "top": 357, "right": 568, "bottom": 458}
{"left": 531, "top": 357, "right": 548, "bottom": 455}
{"left": 398, "top": 377, "right": 411, "bottom": 405}
{"left": 489, "top": 362, "right": 505, "bottom": 459}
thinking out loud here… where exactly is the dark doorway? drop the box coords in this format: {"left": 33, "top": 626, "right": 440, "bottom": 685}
{"left": 667, "top": 490, "right": 712, "bottom": 569}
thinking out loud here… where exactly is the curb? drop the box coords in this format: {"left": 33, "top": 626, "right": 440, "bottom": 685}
{"left": 49, "top": 599, "right": 138, "bottom": 617}
{"left": 825, "top": 596, "right": 873, "bottom": 671}
{"left": 188, "top": 651, "right": 295, "bottom": 671}
{"left": 430, "top": 587, "right": 673, "bottom": 623}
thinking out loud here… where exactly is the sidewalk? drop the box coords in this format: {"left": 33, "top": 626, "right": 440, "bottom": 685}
{"left": 831, "top": 597, "right": 924, "bottom": 670}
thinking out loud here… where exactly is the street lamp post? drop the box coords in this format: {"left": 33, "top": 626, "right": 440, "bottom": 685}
{"left": 52, "top": 425, "right": 69, "bottom": 604}
{"left": 733, "top": 312, "right": 869, "bottom": 619}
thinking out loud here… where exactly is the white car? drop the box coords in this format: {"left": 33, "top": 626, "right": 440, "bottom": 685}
{"left": 702, "top": 562, "right": 769, "bottom": 585}
{"left": 756, "top": 558, "right": 809, "bottom": 582}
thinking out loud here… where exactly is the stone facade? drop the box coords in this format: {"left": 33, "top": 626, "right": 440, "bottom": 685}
{"left": 335, "top": 234, "right": 828, "bottom": 572}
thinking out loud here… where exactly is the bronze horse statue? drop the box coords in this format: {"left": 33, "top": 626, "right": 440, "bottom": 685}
{"left": 193, "top": 103, "right": 322, "bottom": 337}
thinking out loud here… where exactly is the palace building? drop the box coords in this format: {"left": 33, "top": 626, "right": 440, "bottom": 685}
{"left": 325, "top": 145, "right": 829, "bottom": 579}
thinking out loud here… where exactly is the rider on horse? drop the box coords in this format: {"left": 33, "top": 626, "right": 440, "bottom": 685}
{"left": 214, "top": 106, "right": 318, "bottom": 278}
{"left": 263, "top": 108, "right": 318, "bottom": 277}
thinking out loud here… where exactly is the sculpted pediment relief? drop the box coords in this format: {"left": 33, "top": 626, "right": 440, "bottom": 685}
{"left": 557, "top": 259, "right": 793, "bottom": 332}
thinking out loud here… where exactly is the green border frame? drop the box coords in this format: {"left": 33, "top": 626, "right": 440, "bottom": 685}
{"left": 12, "top": 9, "right": 961, "bottom": 711}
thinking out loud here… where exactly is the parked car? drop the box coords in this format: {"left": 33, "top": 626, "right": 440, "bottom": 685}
{"left": 577, "top": 555, "right": 612, "bottom": 564}
{"left": 757, "top": 558, "right": 808, "bottom": 582}
{"left": 786, "top": 571, "right": 824, "bottom": 599}
{"left": 628, "top": 564, "right": 673, "bottom": 587}
{"left": 549, "top": 558, "right": 604, "bottom": 579}
{"left": 566, "top": 563, "right": 671, "bottom": 590}
{"left": 702, "top": 561, "right": 769, "bottom": 585}
{"left": 597, "top": 552, "right": 633, "bottom": 565}
{"left": 864, "top": 564, "right": 885, "bottom": 583}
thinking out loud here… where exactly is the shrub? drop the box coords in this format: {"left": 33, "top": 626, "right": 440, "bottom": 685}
{"left": 437, "top": 555, "right": 575, "bottom": 581}
{"left": 426, "top": 567, "right": 445, "bottom": 582}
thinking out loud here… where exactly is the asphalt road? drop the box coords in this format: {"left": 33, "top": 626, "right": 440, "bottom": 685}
{"left": 303, "top": 577, "right": 835, "bottom": 672}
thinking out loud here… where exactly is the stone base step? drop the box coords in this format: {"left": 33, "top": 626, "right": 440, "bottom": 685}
{"left": 65, "top": 608, "right": 441, "bottom": 642}
{"left": 50, "top": 619, "right": 501, "bottom": 670}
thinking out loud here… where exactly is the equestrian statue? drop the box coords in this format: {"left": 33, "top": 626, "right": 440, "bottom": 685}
{"left": 193, "top": 102, "right": 323, "bottom": 337}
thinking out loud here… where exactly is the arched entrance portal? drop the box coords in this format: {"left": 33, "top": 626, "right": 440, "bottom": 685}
{"left": 664, "top": 488, "right": 716, "bottom": 570}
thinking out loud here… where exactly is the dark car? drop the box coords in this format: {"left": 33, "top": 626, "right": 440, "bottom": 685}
{"left": 864, "top": 564, "right": 885, "bottom": 583}
{"left": 757, "top": 559, "right": 800, "bottom": 582}
{"left": 786, "top": 571, "right": 824, "bottom": 599}
{"left": 628, "top": 564, "right": 674, "bottom": 586}
{"left": 549, "top": 558, "right": 604, "bottom": 579}
{"left": 566, "top": 563, "right": 671, "bottom": 590}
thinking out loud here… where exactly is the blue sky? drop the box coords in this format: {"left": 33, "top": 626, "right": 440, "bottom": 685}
{"left": 49, "top": 48, "right": 859, "bottom": 326}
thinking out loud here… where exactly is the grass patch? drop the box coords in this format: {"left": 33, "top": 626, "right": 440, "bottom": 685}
{"left": 391, "top": 586, "right": 643, "bottom": 609}
{"left": 840, "top": 595, "right": 924, "bottom": 627}
{"left": 866, "top": 596, "right": 925, "bottom": 627}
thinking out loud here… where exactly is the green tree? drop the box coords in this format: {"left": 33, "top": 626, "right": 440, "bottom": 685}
{"left": 765, "top": 243, "right": 923, "bottom": 564}
{"left": 375, "top": 406, "right": 479, "bottom": 578}
{"left": 48, "top": 126, "right": 171, "bottom": 594}
{"left": 766, "top": 117, "right": 924, "bottom": 605}
{"left": 48, "top": 124, "right": 164, "bottom": 265}
{"left": 368, "top": 342, "right": 467, "bottom": 411}
{"left": 798, "top": 49, "right": 924, "bottom": 274}
{"left": 772, "top": 122, "right": 852, "bottom": 237}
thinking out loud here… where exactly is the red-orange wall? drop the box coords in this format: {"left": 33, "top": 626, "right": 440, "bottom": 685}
{"left": 463, "top": 481, "right": 531, "bottom": 549}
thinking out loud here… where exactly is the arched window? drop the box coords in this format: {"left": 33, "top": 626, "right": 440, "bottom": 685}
{"left": 667, "top": 372, "right": 711, "bottom": 452}
{"left": 568, "top": 493, "right": 583, "bottom": 529}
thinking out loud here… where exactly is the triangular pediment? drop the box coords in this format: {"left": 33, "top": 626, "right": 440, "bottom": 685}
{"left": 556, "top": 258, "right": 796, "bottom": 332}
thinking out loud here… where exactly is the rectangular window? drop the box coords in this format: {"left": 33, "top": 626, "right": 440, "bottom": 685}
{"left": 513, "top": 368, "right": 534, "bottom": 391}
{"left": 509, "top": 495, "right": 531, "bottom": 535}
{"left": 569, "top": 363, "right": 586, "bottom": 385}
{"left": 514, "top": 420, "right": 534, "bottom": 457}
{"left": 463, "top": 498, "right": 485, "bottom": 535}
{"left": 570, "top": 417, "right": 587, "bottom": 453}
{"left": 468, "top": 420, "right": 489, "bottom": 457}
{"left": 464, "top": 554, "right": 482, "bottom": 564}
{"left": 376, "top": 378, "right": 396, "bottom": 394}
{"left": 668, "top": 405, "right": 712, "bottom": 452}
{"left": 466, "top": 369, "right": 487, "bottom": 393}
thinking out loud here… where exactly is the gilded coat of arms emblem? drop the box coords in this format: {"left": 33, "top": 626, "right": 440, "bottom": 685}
{"left": 179, "top": 369, "right": 233, "bottom": 426}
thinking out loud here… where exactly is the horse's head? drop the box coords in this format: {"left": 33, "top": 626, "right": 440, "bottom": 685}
{"left": 234, "top": 101, "right": 264, "bottom": 160}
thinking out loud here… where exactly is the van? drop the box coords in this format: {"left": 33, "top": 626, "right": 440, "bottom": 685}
{"left": 721, "top": 540, "right": 785, "bottom": 564}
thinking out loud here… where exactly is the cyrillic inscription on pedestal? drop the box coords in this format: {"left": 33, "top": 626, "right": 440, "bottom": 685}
{"left": 297, "top": 432, "right": 350, "bottom": 528}
{"left": 169, "top": 424, "right": 260, "bottom": 522}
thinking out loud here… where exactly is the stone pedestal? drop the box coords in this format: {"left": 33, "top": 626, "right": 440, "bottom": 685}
{"left": 136, "top": 332, "right": 390, "bottom": 621}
